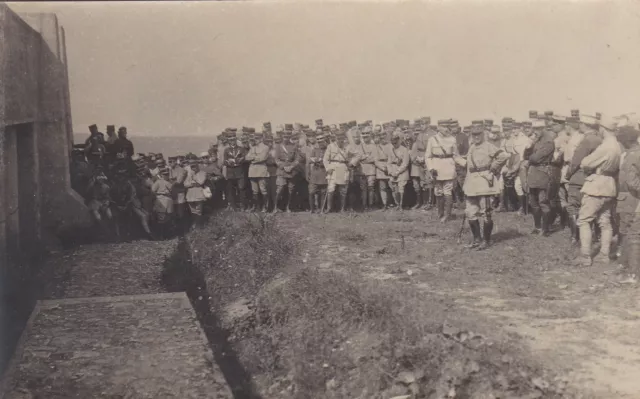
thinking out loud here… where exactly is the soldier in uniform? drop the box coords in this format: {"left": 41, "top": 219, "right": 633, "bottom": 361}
{"left": 373, "top": 130, "right": 391, "bottom": 209}
{"left": 515, "top": 119, "right": 534, "bottom": 215}
{"left": 308, "top": 133, "right": 329, "bottom": 213}
{"left": 453, "top": 120, "right": 469, "bottom": 210}
{"left": 426, "top": 119, "right": 463, "bottom": 222}
{"left": 573, "top": 115, "right": 622, "bottom": 267}
{"left": 223, "top": 132, "right": 248, "bottom": 211}
{"left": 388, "top": 130, "right": 411, "bottom": 210}
{"left": 323, "top": 131, "right": 351, "bottom": 212}
{"left": 549, "top": 115, "right": 568, "bottom": 228}
{"left": 409, "top": 127, "right": 428, "bottom": 210}
{"left": 168, "top": 155, "right": 188, "bottom": 233}
{"left": 245, "top": 132, "right": 271, "bottom": 212}
{"left": 524, "top": 120, "right": 555, "bottom": 236}
{"left": 151, "top": 167, "right": 174, "bottom": 238}
{"left": 617, "top": 127, "right": 640, "bottom": 277}
{"left": 184, "top": 159, "right": 208, "bottom": 229}
{"left": 274, "top": 126, "right": 302, "bottom": 213}
{"left": 217, "top": 130, "right": 230, "bottom": 208}
{"left": 462, "top": 124, "right": 510, "bottom": 249}
{"left": 359, "top": 126, "right": 378, "bottom": 210}
{"left": 346, "top": 128, "right": 368, "bottom": 211}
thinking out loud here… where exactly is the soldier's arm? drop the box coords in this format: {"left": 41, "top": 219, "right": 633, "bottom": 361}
{"left": 424, "top": 139, "right": 434, "bottom": 170}
{"left": 323, "top": 147, "right": 333, "bottom": 171}
{"left": 452, "top": 139, "right": 466, "bottom": 167}
{"left": 580, "top": 143, "right": 608, "bottom": 170}
{"left": 623, "top": 152, "right": 640, "bottom": 196}
{"left": 528, "top": 141, "right": 554, "bottom": 164}
{"left": 245, "top": 149, "right": 255, "bottom": 162}
{"left": 490, "top": 146, "right": 510, "bottom": 174}
{"left": 397, "top": 148, "right": 411, "bottom": 173}
{"left": 254, "top": 146, "right": 270, "bottom": 163}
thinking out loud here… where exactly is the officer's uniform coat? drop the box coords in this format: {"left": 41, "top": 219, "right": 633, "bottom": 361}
{"left": 245, "top": 142, "right": 270, "bottom": 178}
{"left": 463, "top": 141, "right": 510, "bottom": 197}
{"left": 323, "top": 142, "right": 351, "bottom": 185}
{"left": 425, "top": 133, "right": 459, "bottom": 181}
{"left": 525, "top": 131, "right": 555, "bottom": 189}
{"left": 223, "top": 146, "right": 247, "bottom": 180}
{"left": 387, "top": 144, "right": 411, "bottom": 183}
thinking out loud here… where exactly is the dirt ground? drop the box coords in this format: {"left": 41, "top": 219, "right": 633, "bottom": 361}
{"left": 272, "top": 199, "right": 640, "bottom": 399}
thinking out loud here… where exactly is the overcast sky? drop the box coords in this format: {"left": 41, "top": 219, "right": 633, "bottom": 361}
{"left": 8, "top": 1, "right": 640, "bottom": 136}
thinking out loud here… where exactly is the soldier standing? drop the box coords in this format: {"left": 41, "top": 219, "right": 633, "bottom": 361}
{"left": 462, "top": 124, "right": 510, "bottom": 249}
{"left": 223, "top": 132, "right": 248, "bottom": 211}
{"left": 358, "top": 126, "right": 378, "bottom": 210}
{"left": 426, "top": 119, "right": 463, "bottom": 222}
{"left": 617, "top": 127, "right": 640, "bottom": 278}
{"left": 373, "top": 130, "right": 392, "bottom": 210}
{"left": 346, "top": 128, "right": 368, "bottom": 211}
{"left": 217, "top": 130, "right": 230, "bottom": 208}
{"left": 168, "top": 156, "right": 188, "bottom": 233}
{"left": 308, "top": 133, "right": 329, "bottom": 213}
{"left": 245, "top": 132, "right": 271, "bottom": 212}
{"left": 388, "top": 130, "right": 411, "bottom": 210}
{"left": 323, "top": 131, "right": 351, "bottom": 212}
{"left": 184, "top": 160, "right": 208, "bottom": 229}
{"left": 525, "top": 120, "right": 555, "bottom": 236}
{"left": 274, "top": 127, "right": 301, "bottom": 213}
{"left": 515, "top": 120, "right": 534, "bottom": 215}
{"left": 409, "top": 128, "right": 427, "bottom": 210}
{"left": 573, "top": 116, "right": 622, "bottom": 266}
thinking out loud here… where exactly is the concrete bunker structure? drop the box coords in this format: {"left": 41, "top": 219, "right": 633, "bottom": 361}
{"left": 1, "top": 5, "right": 90, "bottom": 305}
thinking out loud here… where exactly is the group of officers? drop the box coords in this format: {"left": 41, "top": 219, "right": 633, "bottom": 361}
{"left": 76, "top": 111, "right": 640, "bottom": 273}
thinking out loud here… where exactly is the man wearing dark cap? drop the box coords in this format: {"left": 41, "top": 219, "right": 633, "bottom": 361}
{"left": 409, "top": 127, "right": 428, "bottom": 210}
{"left": 113, "top": 127, "right": 134, "bottom": 160}
{"left": 223, "top": 132, "right": 248, "bottom": 211}
{"left": 388, "top": 130, "right": 411, "bottom": 210}
{"left": 525, "top": 120, "right": 556, "bottom": 236}
{"left": 274, "top": 129, "right": 302, "bottom": 213}
{"left": 245, "top": 133, "right": 271, "bottom": 212}
{"left": 346, "top": 128, "right": 368, "bottom": 211}
{"left": 618, "top": 126, "right": 640, "bottom": 277}
{"left": 564, "top": 115, "right": 602, "bottom": 245}
{"left": 323, "top": 131, "right": 350, "bottom": 212}
{"left": 426, "top": 120, "right": 464, "bottom": 222}
{"left": 462, "top": 124, "right": 510, "bottom": 249}
{"left": 111, "top": 165, "right": 153, "bottom": 238}
{"left": 373, "top": 131, "right": 392, "bottom": 210}
{"left": 308, "top": 133, "right": 329, "bottom": 213}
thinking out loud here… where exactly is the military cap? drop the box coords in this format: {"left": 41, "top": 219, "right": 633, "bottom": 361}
{"left": 595, "top": 112, "right": 602, "bottom": 120}
{"left": 501, "top": 117, "right": 514, "bottom": 123}
{"left": 543, "top": 111, "right": 554, "bottom": 119}
{"left": 470, "top": 125, "right": 484, "bottom": 135}
{"left": 522, "top": 121, "right": 532, "bottom": 127}
{"left": 106, "top": 125, "right": 115, "bottom": 131}
{"left": 437, "top": 119, "right": 449, "bottom": 126}
{"left": 529, "top": 111, "right": 538, "bottom": 119}
{"left": 471, "top": 120, "right": 484, "bottom": 126}
{"left": 552, "top": 115, "right": 566, "bottom": 123}
{"left": 322, "top": 125, "right": 331, "bottom": 132}
{"left": 89, "top": 124, "right": 98, "bottom": 130}
{"left": 490, "top": 125, "right": 502, "bottom": 133}
{"left": 566, "top": 116, "right": 580, "bottom": 125}
{"left": 617, "top": 128, "right": 640, "bottom": 146}
{"left": 362, "top": 126, "right": 373, "bottom": 135}
{"left": 570, "top": 109, "right": 580, "bottom": 117}
{"left": 512, "top": 121, "right": 522, "bottom": 128}
{"left": 228, "top": 127, "right": 238, "bottom": 132}
{"left": 168, "top": 156, "right": 177, "bottom": 161}
{"left": 263, "top": 121, "right": 272, "bottom": 128}
{"left": 449, "top": 119, "right": 459, "bottom": 126}
{"left": 284, "top": 123, "right": 293, "bottom": 131}
{"left": 339, "top": 123, "right": 348, "bottom": 130}
{"left": 532, "top": 120, "right": 546, "bottom": 129}
{"left": 484, "top": 119, "right": 494, "bottom": 126}
{"left": 315, "top": 119, "right": 323, "bottom": 126}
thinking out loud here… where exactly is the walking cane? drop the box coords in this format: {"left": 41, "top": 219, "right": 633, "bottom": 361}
{"left": 321, "top": 169, "right": 334, "bottom": 213}
{"left": 456, "top": 212, "right": 467, "bottom": 244}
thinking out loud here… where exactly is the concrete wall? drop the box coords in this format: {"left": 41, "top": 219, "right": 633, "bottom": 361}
{"left": 0, "top": 4, "right": 91, "bottom": 273}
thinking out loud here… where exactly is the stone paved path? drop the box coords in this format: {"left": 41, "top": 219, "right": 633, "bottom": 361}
{"left": 0, "top": 241, "right": 233, "bottom": 399}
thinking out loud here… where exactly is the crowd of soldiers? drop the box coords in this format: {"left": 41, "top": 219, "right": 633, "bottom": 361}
{"left": 71, "top": 111, "right": 640, "bottom": 272}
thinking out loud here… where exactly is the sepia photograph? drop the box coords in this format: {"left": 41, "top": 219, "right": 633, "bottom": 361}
{"left": 1, "top": 0, "right": 640, "bottom": 397}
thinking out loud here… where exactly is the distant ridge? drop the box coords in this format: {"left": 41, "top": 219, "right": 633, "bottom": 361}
{"left": 74, "top": 134, "right": 216, "bottom": 156}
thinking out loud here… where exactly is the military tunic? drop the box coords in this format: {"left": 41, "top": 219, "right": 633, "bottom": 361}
{"left": 223, "top": 146, "right": 248, "bottom": 180}
{"left": 246, "top": 142, "right": 270, "bottom": 178}
{"left": 463, "top": 140, "right": 509, "bottom": 221}
{"left": 425, "top": 133, "right": 459, "bottom": 181}
{"left": 323, "top": 142, "right": 351, "bottom": 191}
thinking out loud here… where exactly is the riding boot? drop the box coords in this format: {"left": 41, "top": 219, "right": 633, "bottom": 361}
{"left": 441, "top": 195, "right": 453, "bottom": 223}
{"left": 627, "top": 238, "right": 640, "bottom": 277}
{"left": 399, "top": 192, "right": 405, "bottom": 211}
{"left": 436, "top": 196, "right": 444, "bottom": 219}
{"left": 273, "top": 188, "right": 283, "bottom": 213}
{"left": 308, "top": 193, "right": 315, "bottom": 213}
{"left": 532, "top": 210, "right": 542, "bottom": 235}
{"left": 541, "top": 211, "right": 551, "bottom": 237}
{"left": 559, "top": 208, "right": 568, "bottom": 230}
{"left": 367, "top": 187, "right": 375, "bottom": 210}
{"left": 412, "top": 190, "right": 423, "bottom": 210}
{"left": 479, "top": 220, "right": 494, "bottom": 250}
{"left": 466, "top": 220, "right": 482, "bottom": 248}
{"left": 518, "top": 195, "right": 527, "bottom": 216}
{"left": 261, "top": 194, "right": 269, "bottom": 213}
{"left": 340, "top": 189, "right": 348, "bottom": 212}
{"left": 325, "top": 192, "right": 334, "bottom": 213}
{"left": 361, "top": 186, "right": 368, "bottom": 211}
{"left": 574, "top": 222, "right": 593, "bottom": 267}
{"left": 285, "top": 194, "right": 293, "bottom": 213}
{"left": 423, "top": 189, "right": 434, "bottom": 210}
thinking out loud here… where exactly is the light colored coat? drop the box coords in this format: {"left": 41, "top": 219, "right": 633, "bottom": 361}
{"left": 425, "top": 133, "right": 460, "bottom": 181}
{"left": 373, "top": 143, "right": 391, "bottom": 180}
{"left": 245, "top": 142, "right": 270, "bottom": 178}
{"left": 580, "top": 135, "right": 621, "bottom": 198}
{"left": 323, "top": 142, "right": 351, "bottom": 185}
{"left": 184, "top": 169, "right": 207, "bottom": 202}
{"left": 462, "top": 141, "right": 510, "bottom": 196}
{"left": 387, "top": 144, "right": 411, "bottom": 183}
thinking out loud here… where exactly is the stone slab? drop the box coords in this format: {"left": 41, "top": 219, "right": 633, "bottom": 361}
{"left": 0, "top": 293, "right": 232, "bottom": 398}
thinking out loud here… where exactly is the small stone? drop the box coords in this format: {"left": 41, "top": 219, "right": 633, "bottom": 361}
{"left": 322, "top": 363, "right": 329, "bottom": 368}
{"left": 532, "top": 377, "right": 549, "bottom": 391}
{"left": 396, "top": 371, "right": 416, "bottom": 384}
{"left": 406, "top": 270, "right": 413, "bottom": 276}
{"left": 389, "top": 396, "right": 411, "bottom": 399}
{"left": 558, "top": 284, "right": 568, "bottom": 290}
{"left": 325, "top": 378, "right": 337, "bottom": 390}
